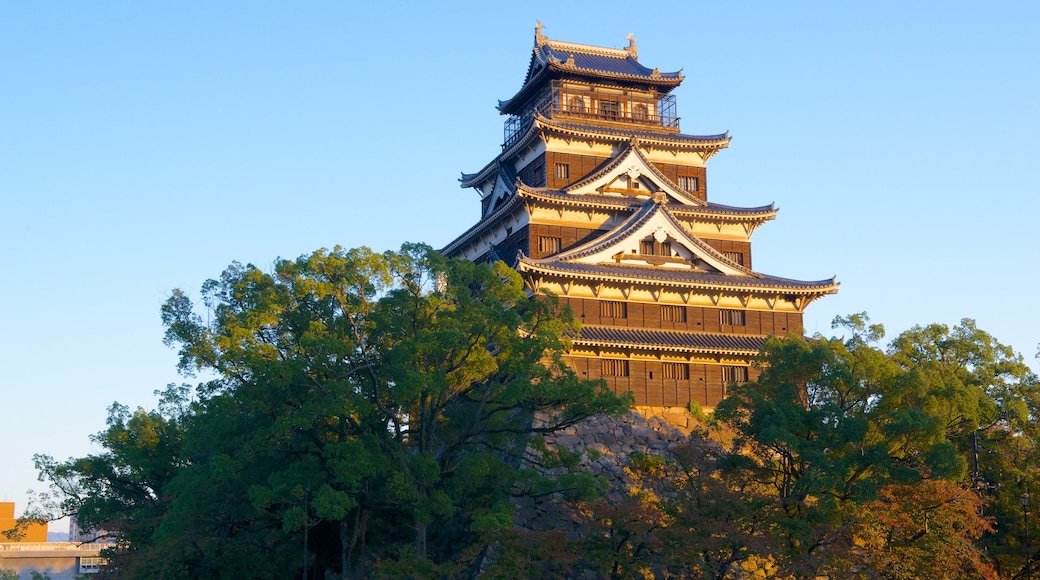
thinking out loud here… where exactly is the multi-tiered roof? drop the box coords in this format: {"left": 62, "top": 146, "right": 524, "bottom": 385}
{"left": 443, "top": 24, "right": 837, "bottom": 409}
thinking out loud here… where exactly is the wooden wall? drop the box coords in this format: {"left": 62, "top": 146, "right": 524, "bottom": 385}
{"left": 567, "top": 356, "right": 762, "bottom": 408}
{"left": 528, "top": 223, "right": 603, "bottom": 259}
{"left": 651, "top": 163, "right": 707, "bottom": 202}
{"left": 700, "top": 239, "right": 752, "bottom": 269}
{"left": 544, "top": 152, "right": 610, "bottom": 189}
{"left": 561, "top": 297, "right": 802, "bottom": 336}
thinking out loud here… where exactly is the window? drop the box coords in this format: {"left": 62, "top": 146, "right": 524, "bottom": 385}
{"left": 602, "top": 359, "right": 629, "bottom": 377}
{"left": 662, "top": 362, "right": 689, "bottom": 379}
{"left": 724, "top": 251, "right": 744, "bottom": 266}
{"left": 720, "top": 309, "right": 746, "bottom": 326}
{"left": 640, "top": 240, "right": 655, "bottom": 255}
{"left": 554, "top": 163, "right": 569, "bottom": 179}
{"left": 678, "top": 175, "right": 700, "bottom": 192}
{"left": 660, "top": 242, "right": 671, "bottom": 256}
{"left": 600, "top": 99, "right": 620, "bottom": 120}
{"left": 661, "top": 305, "right": 686, "bottom": 322}
{"left": 722, "top": 366, "right": 749, "bottom": 384}
{"left": 632, "top": 103, "right": 648, "bottom": 121}
{"left": 600, "top": 301, "right": 627, "bottom": 318}
{"left": 569, "top": 96, "right": 585, "bottom": 114}
{"left": 538, "top": 236, "right": 561, "bottom": 255}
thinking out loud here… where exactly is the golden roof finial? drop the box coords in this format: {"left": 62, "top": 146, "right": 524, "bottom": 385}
{"left": 535, "top": 21, "right": 547, "bottom": 46}
{"left": 625, "top": 32, "right": 638, "bottom": 59}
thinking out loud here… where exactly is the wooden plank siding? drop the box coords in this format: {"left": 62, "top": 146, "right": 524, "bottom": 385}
{"left": 651, "top": 163, "right": 707, "bottom": 202}
{"left": 565, "top": 355, "right": 762, "bottom": 408}
{"left": 544, "top": 152, "right": 610, "bottom": 189}
{"left": 700, "top": 239, "right": 752, "bottom": 270}
{"left": 527, "top": 223, "right": 604, "bottom": 259}
{"left": 560, "top": 297, "right": 803, "bottom": 336}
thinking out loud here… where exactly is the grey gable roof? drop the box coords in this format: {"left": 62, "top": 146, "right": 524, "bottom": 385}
{"left": 575, "top": 326, "right": 766, "bottom": 355}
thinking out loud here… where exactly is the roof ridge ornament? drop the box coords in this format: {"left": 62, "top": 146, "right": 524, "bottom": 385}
{"left": 625, "top": 33, "right": 638, "bottom": 59}
{"left": 651, "top": 67, "right": 660, "bottom": 79}
{"left": 535, "top": 21, "right": 547, "bottom": 46}
{"left": 566, "top": 53, "right": 575, "bottom": 66}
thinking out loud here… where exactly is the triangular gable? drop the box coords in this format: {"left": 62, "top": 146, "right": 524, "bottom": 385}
{"left": 560, "top": 142, "right": 705, "bottom": 207}
{"left": 484, "top": 163, "right": 518, "bottom": 216}
{"left": 544, "top": 196, "right": 755, "bottom": 277}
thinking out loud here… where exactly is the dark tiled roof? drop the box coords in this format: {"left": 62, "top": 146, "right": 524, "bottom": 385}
{"left": 514, "top": 184, "right": 776, "bottom": 218}
{"left": 575, "top": 325, "right": 766, "bottom": 354}
{"left": 520, "top": 259, "right": 838, "bottom": 292}
{"left": 541, "top": 115, "right": 729, "bottom": 144}
{"left": 540, "top": 44, "right": 681, "bottom": 81}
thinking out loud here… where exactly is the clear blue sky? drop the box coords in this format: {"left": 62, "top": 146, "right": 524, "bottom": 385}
{"left": 2, "top": 2, "right": 1038, "bottom": 528}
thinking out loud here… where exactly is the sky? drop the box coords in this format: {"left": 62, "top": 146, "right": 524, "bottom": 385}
{"left": 1, "top": 2, "right": 1038, "bottom": 530}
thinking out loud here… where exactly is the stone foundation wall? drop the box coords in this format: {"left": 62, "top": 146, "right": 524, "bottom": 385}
{"left": 516, "top": 405, "right": 699, "bottom": 531}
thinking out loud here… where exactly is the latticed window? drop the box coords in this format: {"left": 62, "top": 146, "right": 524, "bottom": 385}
{"left": 554, "top": 163, "right": 569, "bottom": 179}
{"left": 678, "top": 175, "right": 700, "bottom": 192}
{"left": 538, "top": 236, "right": 561, "bottom": 255}
{"left": 720, "top": 309, "right": 746, "bottom": 326}
{"left": 724, "top": 251, "right": 744, "bottom": 266}
{"left": 569, "top": 96, "right": 585, "bottom": 113}
{"left": 662, "top": 362, "right": 689, "bottom": 380}
{"left": 661, "top": 305, "right": 686, "bottom": 322}
{"left": 601, "top": 359, "right": 629, "bottom": 377}
{"left": 600, "top": 301, "right": 627, "bottom": 318}
{"left": 600, "top": 99, "right": 620, "bottom": 120}
{"left": 722, "top": 366, "right": 749, "bottom": 384}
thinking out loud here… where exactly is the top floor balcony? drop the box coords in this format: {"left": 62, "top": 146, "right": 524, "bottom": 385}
{"left": 504, "top": 81, "right": 679, "bottom": 149}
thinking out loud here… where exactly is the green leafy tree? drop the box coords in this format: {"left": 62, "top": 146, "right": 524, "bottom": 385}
{"left": 30, "top": 244, "right": 626, "bottom": 579}
{"left": 713, "top": 315, "right": 1006, "bottom": 577}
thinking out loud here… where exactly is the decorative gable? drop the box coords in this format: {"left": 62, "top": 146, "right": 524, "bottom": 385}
{"left": 549, "top": 196, "right": 753, "bottom": 277}
{"left": 561, "top": 142, "right": 705, "bottom": 207}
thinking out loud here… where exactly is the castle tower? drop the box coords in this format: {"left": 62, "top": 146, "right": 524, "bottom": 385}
{"left": 442, "top": 24, "right": 837, "bottom": 409}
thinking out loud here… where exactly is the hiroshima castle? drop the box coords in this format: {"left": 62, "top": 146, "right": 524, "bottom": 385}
{"left": 442, "top": 24, "right": 837, "bottom": 410}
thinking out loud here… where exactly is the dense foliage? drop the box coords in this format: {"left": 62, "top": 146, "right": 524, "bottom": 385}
{"left": 489, "top": 314, "right": 1040, "bottom": 579}
{"left": 29, "top": 245, "right": 627, "bottom": 578}
{"left": 25, "top": 242, "right": 1040, "bottom": 578}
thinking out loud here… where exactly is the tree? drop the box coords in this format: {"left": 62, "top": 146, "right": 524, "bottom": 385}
{"left": 713, "top": 315, "right": 1006, "bottom": 577}
{"left": 30, "top": 244, "right": 626, "bottom": 578}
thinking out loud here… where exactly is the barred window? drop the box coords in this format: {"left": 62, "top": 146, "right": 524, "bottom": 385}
{"left": 538, "top": 236, "right": 561, "bottom": 255}
{"left": 724, "top": 251, "right": 744, "bottom": 266}
{"left": 569, "top": 96, "right": 585, "bottom": 114}
{"left": 602, "top": 359, "right": 629, "bottom": 377}
{"left": 640, "top": 240, "right": 655, "bottom": 255}
{"left": 661, "top": 305, "right": 686, "bottom": 322}
{"left": 554, "top": 163, "right": 570, "bottom": 179}
{"left": 660, "top": 242, "right": 671, "bottom": 256}
{"left": 678, "top": 176, "right": 700, "bottom": 192}
{"left": 722, "top": 366, "right": 749, "bottom": 384}
{"left": 662, "top": 362, "right": 689, "bottom": 379}
{"left": 720, "top": 309, "right": 746, "bottom": 326}
{"left": 600, "top": 301, "right": 627, "bottom": 318}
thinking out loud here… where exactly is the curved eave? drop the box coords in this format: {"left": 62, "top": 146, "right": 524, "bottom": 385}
{"left": 672, "top": 203, "right": 778, "bottom": 222}
{"left": 517, "top": 260, "right": 840, "bottom": 296}
{"left": 536, "top": 115, "right": 731, "bottom": 149}
{"left": 544, "top": 61, "right": 682, "bottom": 87}
{"left": 516, "top": 184, "right": 778, "bottom": 223}
{"left": 460, "top": 120, "right": 542, "bottom": 188}
{"left": 574, "top": 334, "right": 761, "bottom": 357}
{"left": 439, "top": 192, "right": 526, "bottom": 256}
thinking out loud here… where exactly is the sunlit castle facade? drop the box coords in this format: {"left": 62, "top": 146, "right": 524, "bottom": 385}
{"left": 442, "top": 24, "right": 837, "bottom": 410}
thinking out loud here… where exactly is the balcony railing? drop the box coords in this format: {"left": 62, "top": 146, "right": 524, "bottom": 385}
{"left": 504, "top": 81, "right": 679, "bottom": 149}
